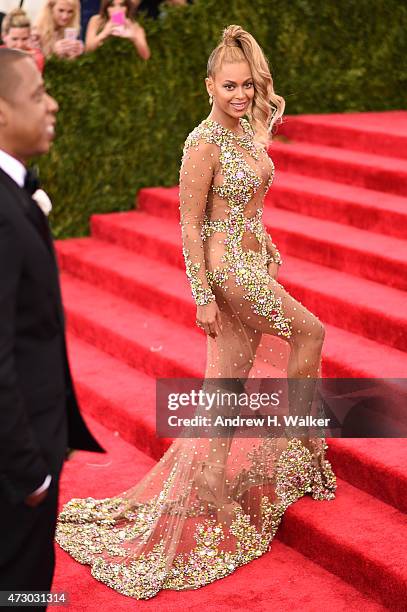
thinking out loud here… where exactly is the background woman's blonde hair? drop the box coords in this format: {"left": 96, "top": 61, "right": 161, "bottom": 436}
{"left": 2, "top": 8, "right": 31, "bottom": 37}
{"left": 34, "top": 0, "right": 80, "bottom": 57}
{"left": 207, "top": 24, "right": 285, "bottom": 145}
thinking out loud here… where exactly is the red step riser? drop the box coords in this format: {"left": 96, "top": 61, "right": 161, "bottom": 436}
{"left": 267, "top": 187, "right": 407, "bottom": 240}
{"left": 270, "top": 228, "right": 407, "bottom": 293}
{"left": 75, "top": 381, "right": 169, "bottom": 461}
{"left": 269, "top": 148, "right": 407, "bottom": 197}
{"left": 279, "top": 278, "right": 406, "bottom": 353}
{"left": 66, "top": 310, "right": 199, "bottom": 379}
{"left": 278, "top": 120, "right": 407, "bottom": 160}
{"left": 278, "top": 506, "right": 406, "bottom": 611}
{"left": 91, "top": 215, "right": 185, "bottom": 269}
{"left": 58, "top": 248, "right": 196, "bottom": 328}
{"left": 136, "top": 190, "right": 179, "bottom": 220}
{"left": 327, "top": 441, "right": 406, "bottom": 514}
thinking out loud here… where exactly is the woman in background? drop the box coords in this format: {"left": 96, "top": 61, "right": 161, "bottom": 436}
{"left": 1, "top": 8, "right": 45, "bottom": 72}
{"left": 34, "top": 0, "right": 83, "bottom": 59}
{"left": 85, "top": 0, "right": 150, "bottom": 60}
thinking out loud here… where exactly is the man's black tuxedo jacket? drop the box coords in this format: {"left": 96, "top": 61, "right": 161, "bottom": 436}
{"left": 0, "top": 168, "right": 105, "bottom": 507}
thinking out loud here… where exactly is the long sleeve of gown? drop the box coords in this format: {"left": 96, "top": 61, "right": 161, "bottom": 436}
{"left": 179, "top": 138, "right": 217, "bottom": 306}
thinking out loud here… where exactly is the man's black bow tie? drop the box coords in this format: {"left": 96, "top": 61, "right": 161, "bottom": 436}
{"left": 23, "top": 167, "right": 40, "bottom": 196}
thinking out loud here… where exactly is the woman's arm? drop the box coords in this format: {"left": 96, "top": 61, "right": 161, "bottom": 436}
{"left": 125, "top": 21, "right": 150, "bottom": 59}
{"left": 85, "top": 15, "right": 115, "bottom": 52}
{"left": 179, "top": 138, "right": 217, "bottom": 307}
{"left": 179, "top": 138, "right": 222, "bottom": 336}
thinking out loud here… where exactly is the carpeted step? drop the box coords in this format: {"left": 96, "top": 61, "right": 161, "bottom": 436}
{"left": 86, "top": 218, "right": 407, "bottom": 351}
{"left": 57, "top": 239, "right": 407, "bottom": 379}
{"left": 91, "top": 208, "right": 184, "bottom": 269}
{"left": 57, "top": 236, "right": 194, "bottom": 325}
{"left": 60, "top": 272, "right": 206, "bottom": 379}
{"left": 279, "top": 478, "right": 407, "bottom": 611}
{"left": 65, "top": 334, "right": 407, "bottom": 513}
{"left": 320, "top": 323, "right": 407, "bottom": 379}
{"left": 67, "top": 334, "right": 169, "bottom": 461}
{"left": 276, "top": 111, "right": 407, "bottom": 160}
{"left": 268, "top": 141, "right": 407, "bottom": 197}
{"left": 328, "top": 438, "right": 407, "bottom": 514}
{"left": 133, "top": 186, "right": 407, "bottom": 291}
{"left": 263, "top": 207, "right": 407, "bottom": 292}
{"left": 53, "top": 418, "right": 387, "bottom": 611}
{"left": 270, "top": 243, "right": 407, "bottom": 352}
{"left": 266, "top": 170, "right": 407, "bottom": 239}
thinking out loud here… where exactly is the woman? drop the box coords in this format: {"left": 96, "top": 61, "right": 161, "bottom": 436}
{"left": 55, "top": 25, "right": 336, "bottom": 599}
{"left": 34, "top": 0, "right": 83, "bottom": 59}
{"left": 1, "top": 8, "right": 45, "bottom": 72}
{"left": 85, "top": 0, "right": 150, "bottom": 60}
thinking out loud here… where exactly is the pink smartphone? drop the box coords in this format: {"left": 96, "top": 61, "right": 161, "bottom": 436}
{"left": 110, "top": 10, "right": 126, "bottom": 25}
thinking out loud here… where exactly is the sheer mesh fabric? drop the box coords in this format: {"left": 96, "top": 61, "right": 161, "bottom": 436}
{"left": 55, "top": 118, "right": 337, "bottom": 600}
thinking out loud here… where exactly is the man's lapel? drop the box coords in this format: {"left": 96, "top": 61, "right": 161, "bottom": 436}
{"left": 0, "top": 167, "right": 54, "bottom": 257}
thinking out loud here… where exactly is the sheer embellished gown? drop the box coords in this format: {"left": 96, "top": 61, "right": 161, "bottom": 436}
{"left": 55, "top": 117, "right": 337, "bottom": 599}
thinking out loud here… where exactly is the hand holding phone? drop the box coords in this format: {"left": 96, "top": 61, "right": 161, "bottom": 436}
{"left": 110, "top": 10, "right": 126, "bottom": 36}
{"left": 64, "top": 27, "right": 78, "bottom": 40}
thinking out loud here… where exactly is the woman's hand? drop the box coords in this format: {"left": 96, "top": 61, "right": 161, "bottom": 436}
{"left": 267, "top": 261, "right": 280, "bottom": 280}
{"left": 66, "top": 40, "right": 84, "bottom": 58}
{"left": 53, "top": 38, "right": 74, "bottom": 57}
{"left": 100, "top": 19, "right": 117, "bottom": 41}
{"left": 196, "top": 301, "right": 222, "bottom": 338}
{"left": 54, "top": 39, "right": 84, "bottom": 59}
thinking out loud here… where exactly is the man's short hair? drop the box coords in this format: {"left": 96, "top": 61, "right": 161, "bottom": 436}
{"left": 0, "top": 47, "right": 30, "bottom": 102}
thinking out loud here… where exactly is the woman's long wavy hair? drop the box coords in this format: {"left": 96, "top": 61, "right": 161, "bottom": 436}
{"left": 34, "top": 0, "right": 80, "bottom": 56}
{"left": 207, "top": 25, "right": 285, "bottom": 145}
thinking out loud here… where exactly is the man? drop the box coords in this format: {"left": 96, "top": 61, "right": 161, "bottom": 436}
{"left": 0, "top": 48, "right": 105, "bottom": 604}
{"left": 1, "top": 8, "right": 45, "bottom": 72}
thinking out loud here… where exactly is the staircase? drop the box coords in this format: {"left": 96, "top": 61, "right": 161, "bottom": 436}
{"left": 53, "top": 111, "right": 407, "bottom": 611}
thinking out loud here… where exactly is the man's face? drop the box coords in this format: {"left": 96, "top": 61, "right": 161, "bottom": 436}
{"left": 0, "top": 57, "right": 59, "bottom": 163}
{"left": 4, "top": 27, "right": 32, "bottom": 51}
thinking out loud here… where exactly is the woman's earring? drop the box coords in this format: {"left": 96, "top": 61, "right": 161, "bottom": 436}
{"left": 209, "top": 94, "right": 213, "bottom": 105}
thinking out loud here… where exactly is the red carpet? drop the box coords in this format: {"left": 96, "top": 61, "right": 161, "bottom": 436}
{"left": 53, "top": 112, "right": 407, "bottom": 610}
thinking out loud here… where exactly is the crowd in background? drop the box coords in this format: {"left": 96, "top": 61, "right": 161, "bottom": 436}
{"left": 0, "top": 0, "right": 191, "bottom": 63}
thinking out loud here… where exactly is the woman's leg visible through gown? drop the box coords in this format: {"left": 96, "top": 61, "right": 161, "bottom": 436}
{"left": 204, "top": 272, "right": 326, "bottom": 462}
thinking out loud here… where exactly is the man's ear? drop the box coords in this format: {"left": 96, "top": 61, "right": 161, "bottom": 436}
{"left": 205, "top": 76, "right": 214, "bottom": 97}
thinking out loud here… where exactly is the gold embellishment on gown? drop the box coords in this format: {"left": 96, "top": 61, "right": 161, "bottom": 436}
{"left": 180, "top": 118, "right": 292, "bottom": 338}
{"left": 183, "top": 246, "right": 216, "bottom": 306}
{"left": 55, "top": 439, "right": 336, "bottom": 599}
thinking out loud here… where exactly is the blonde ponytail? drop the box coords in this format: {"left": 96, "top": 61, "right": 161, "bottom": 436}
{"left": 207, "top": 25, "right": 285, "bottom": 145}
